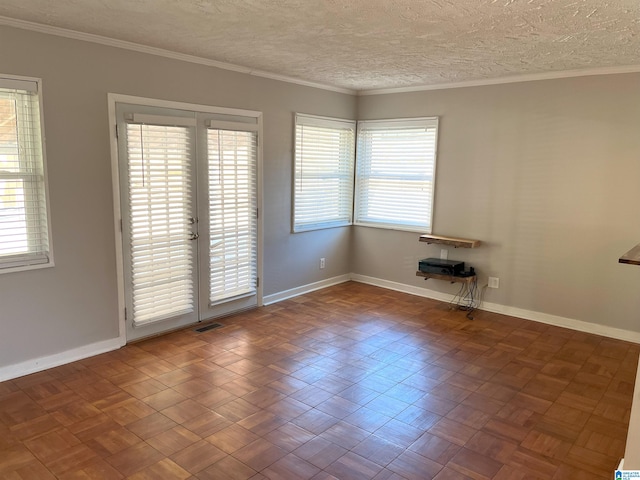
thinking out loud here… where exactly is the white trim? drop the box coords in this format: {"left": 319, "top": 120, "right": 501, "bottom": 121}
{"left": 295, "top": 113, "right": 356, "bottom": 130}
{"left": 31, "top": 75, "right": 55, "bottom": 272}
{"left": 351, "top": 223, "right": 432, "bottom": 234}
{"left": 350, "top": 273, "right": 453, "bottom": 303}
{"left": 263, "top": 274, "right": 352, "bottom": 305}
{"left": 110, "top": 93, "right": 262, "bottom": 119}
{"left": 107, "top": 95, "right": 127, "bottom": 343}
{"left": 0, "top": 337, "right": 124, "bottom": 382}
{"left": 356, "top": 116, "right": 438, "bottom": 129}
{"left": 0, "top": 261, "right": 54, "bottom": 275}
{"left": 256, "top": 114, "right": 265, "bottom": 308}
{"left": 359, "top": 65, "right": 640, "bottom": 96}
{"left": 480, "top": 299, "right": 640, "bottom": 344}
{"left": 0, "top": 16, "right": 354, "bottom": 96}
{"left": 129, "top": 113, "right": 197, "bottom": 127}
{"left": 350, "top": 274, "right": 640, "bottom": 344}
{"left": 0, "top": 75, "right": 38, "bottom": 92}
{"left": 207, "top": 120, "right": 259, "bottom": 132}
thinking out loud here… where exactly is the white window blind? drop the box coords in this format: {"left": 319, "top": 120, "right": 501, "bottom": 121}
{"left": 355, "top": 117, "right": 439, "bottom": 232}
{"left": 0, "top": 78, "right": 52, "bottom": 272}
{"left": 294, "top": 114, "right": 355, "bottom": 232}
{"left": 126, "top": 123, "right": 195, "bottom": 325}
{"left": 208, "top": 127, "right": 257, "bottom": 304}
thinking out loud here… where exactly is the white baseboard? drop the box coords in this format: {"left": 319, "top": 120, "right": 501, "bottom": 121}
{"left": 0, "top": 337, "right": 124, "bottom": 382}
{"left": 351, "top": 273, "right": 454, "bottom": 304}
{"left": 480, "top": 299, "right": 640, "bottom": 344}
{"left": 351, "top": 273, "right": 640, "bottom": 344}
{"left": 5, "top": 271, "right": 638, "bottom": 382}
{"left": 263, "top": 274, "right": 352, "bottom": 305}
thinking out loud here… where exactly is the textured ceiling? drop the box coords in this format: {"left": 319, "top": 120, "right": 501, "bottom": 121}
{"left": 1, "top": 0, "right": 639, "bottom": 91}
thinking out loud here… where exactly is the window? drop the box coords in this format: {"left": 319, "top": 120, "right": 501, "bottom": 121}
{"left": 207, "top": 126, "right": 258, "bottom": 304}
{"left": 125, "top": 120, "right": 195, "bottom": 325}
{"left": 0, "top": 76, "right": 52, "bottom": 273}
{"left": 355, "top": 117, "right": 439, "bottom": 232}
{"left": 115, "top": 99, "right": 261, "bottom": 340}
{"left": 293, "top": 114, "right": 355, "bottom": 232}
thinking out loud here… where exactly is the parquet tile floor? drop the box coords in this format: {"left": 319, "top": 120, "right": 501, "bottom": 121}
{"left": 0, "top": 281, "right": 637, "bottom": 479}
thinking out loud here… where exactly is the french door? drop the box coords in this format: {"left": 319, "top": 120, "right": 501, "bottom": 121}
{"left": 116, "top": 102, "right": 261, "bottom": 341}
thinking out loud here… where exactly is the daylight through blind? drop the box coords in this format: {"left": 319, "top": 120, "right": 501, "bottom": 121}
{"left": 355, "top": 118, "right": 438, "bottom": 232}
{"left": 208, "top": 128, "right": 258, "bottom": 304}
{"left": 126, "top": 123, "right": 195, "bottom": 325}
{"left": 0, "top": 82, "right": 51, "bottom": 271}
{"left": 294, "top": 114, "right": 355, "bottom": 232}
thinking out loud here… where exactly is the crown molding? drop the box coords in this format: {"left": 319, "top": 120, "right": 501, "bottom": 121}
{"left": 358, "top": 64, "right": 640, "bottom": 95}
{"left": 3, "top": 15, "right": 639, "bottom": 97}
{"left": 0, "top": 16, "right": 356, "bottom": 95}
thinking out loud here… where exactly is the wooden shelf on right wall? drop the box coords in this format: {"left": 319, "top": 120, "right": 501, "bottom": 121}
{"left": 619, "top": 243, "right": 640, "bottom": 266}
{"left": 419, "top": 234, "right": 481, "bottom": 249}
{"left": 416, "top": 271, "right": 476, "bottom": 284}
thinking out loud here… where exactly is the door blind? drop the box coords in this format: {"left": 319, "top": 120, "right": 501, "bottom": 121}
{"left": 355, "top": 118, "right": 439, "bottom": 232}
{"left": 0, "top": 83, "right": 51, "bottom": 270}
{"left": 293, "top": 114, "right": 355, "bottom": 232}
{"left": 208, "top": 128, "right": 257, "bottom": 304}
{"left": 126, "top": 123, "right": 195, "bottom": 325}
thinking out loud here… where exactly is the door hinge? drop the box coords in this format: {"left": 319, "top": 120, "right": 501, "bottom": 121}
{"left": 120, "top": 219, "right": 123, "bottom": 232}
{"left": 124, "top": 308, "right": 127, "bottom": 320}
{"left": 256, "top": 277, "right": 260, "bottom": 288}
{"left": 256, "top": 208, "right": 259, "bottom": 219}
{"left": 115, "top": 124, "right": 119, "bottom": 139}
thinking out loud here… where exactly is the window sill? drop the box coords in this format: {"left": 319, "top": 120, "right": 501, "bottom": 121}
{"left": 353, "top": 222, "right": 430, "bottom": 234}
{"left": 0, "top": 260, "right": 54, "bottom": 275}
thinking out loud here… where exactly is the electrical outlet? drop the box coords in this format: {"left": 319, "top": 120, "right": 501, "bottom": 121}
{"left": 488, "top": 277, "right": 499, "bottom": 289}
{"left": 440, "top": 249, "right": 448, "bottom": 260}
{"left": 320, "top": 258, "right": 325, "bottom": 269}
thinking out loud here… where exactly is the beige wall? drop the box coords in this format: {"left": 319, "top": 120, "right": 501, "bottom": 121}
{"left": 0, "top": 26, "right": 356, "bottom": 368}
{"left": 356, "top": 74, "right": 640, "bottom": 333}
{"left": 2, "top": 23, "right": 640, "bottom": 374}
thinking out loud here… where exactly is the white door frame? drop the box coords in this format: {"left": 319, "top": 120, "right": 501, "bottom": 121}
{"left": 107, "top": 93, "right": 264, "bottom": 344}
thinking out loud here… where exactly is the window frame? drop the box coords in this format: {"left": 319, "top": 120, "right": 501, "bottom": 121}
{"left": 206, "top": 122, "right": 259, "bottom": 305}
{"left": 354, "top": 117, "right": 439, "bottom": 233}
{"left": 292, "top": 113, "right": 356, "bottom": 233}
{"left": 0, "top": 74, "right": 54, "bottom": 274}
